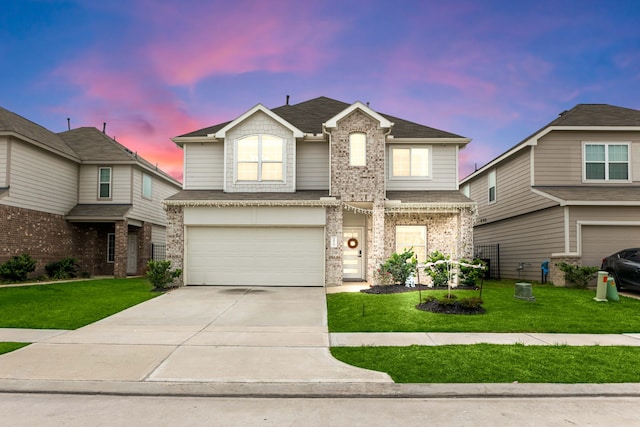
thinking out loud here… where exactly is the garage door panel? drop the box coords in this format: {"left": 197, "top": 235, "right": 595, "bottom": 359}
{"left": 582, "top": 225, "right": 640, "bottom": 267}
{"left": 186, "top": 227, "right": 324, "bottom": 286}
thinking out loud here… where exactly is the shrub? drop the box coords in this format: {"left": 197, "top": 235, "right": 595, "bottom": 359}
{"left": 0, "top": 254, "right": 36, "bottom": 282}
{"left": 557, "top": 262, "right": 599, "bottom": 289}
{"left": 459, "top": 258, "right": 487, "bottom": 287}
{"left": 424, "top": 251, "right": 452, "bottom": 287}
{"left": 459, "top": 296, "right": 484, "bottom": 309}
{"left": 146, "top": 260, "right": 182, "bottom": 290}
{"left": 377, "top": 249, "right": 418, "bottom": 285}
{"left": 45, "top": 257, "right": 78, "bottom": 280}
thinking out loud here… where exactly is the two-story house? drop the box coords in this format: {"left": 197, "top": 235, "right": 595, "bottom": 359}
{"left": 460, "top": 104, "right": 640, "bottom": 284}
{"left": 165, "top": 96, "right": 476, "bottom": 287}
{"left": 0, "top": 107, "right": 182, "bottom": 278}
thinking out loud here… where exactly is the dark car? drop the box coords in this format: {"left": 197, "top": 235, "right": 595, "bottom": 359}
{"left": 601, "top": 248, "right": 640, "bottom": 290}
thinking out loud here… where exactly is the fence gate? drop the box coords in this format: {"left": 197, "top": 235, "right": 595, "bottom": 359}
{"left": 474, "top": 243, "right": 500, "bottom": 280}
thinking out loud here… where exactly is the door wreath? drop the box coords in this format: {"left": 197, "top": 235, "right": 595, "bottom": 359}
{"left": 347, "top": 238, "right": 358, "bottom": 249}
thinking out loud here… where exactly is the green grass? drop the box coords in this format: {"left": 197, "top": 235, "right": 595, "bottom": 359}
{"left": 331, "top": 345, "right": 640, "bottom": 383}
{"left": 0, "top": 342, "right": 29, "bottom": 355}
{"left": 0, "top": 278, "right": 160, "bottom": 330}
{"left": 327, "top": 281, "right": 640, "bottom": 333}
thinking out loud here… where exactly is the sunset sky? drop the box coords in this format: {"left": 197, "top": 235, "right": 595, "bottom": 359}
{"left": 3, "top": 0, "right": 640, "bottom": 181}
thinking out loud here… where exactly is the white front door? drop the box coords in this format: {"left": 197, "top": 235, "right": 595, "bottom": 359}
{"left": 127, "top": 234, "right": 138, "bottom": 275}
{"left": 343, "top": 227, "right": 364, "bottom": 280}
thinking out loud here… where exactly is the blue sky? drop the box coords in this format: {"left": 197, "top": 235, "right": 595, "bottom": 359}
{"left": 2, "top": 0, "right": 639, "bottom": 180}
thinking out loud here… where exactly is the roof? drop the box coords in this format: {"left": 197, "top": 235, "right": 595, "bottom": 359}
{"left": 176, "top": 96, "right": 467, "bottom": 140}
{"left": 165, "top": 190, "right": 330, "bottom": 202}
{"left": 386, "top": 191, "right": 474, "bottom": 204}
{"left": 0, "top": 107, "right": 79, "bottom": 160}
{"left": 65, "top": 204, "right": 132, "bottom": 221}
{"left": 461, "top": 103, "right": 640, "bottom": 183}
{"left": 58, "top": 127, "right": 181, "bottom": 186}
{"left": 532, "top": 186, "right": 640, "bottom": 205}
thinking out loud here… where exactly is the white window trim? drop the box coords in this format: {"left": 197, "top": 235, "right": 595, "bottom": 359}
{"left": 488, "top": 169, "right": 496, "bottom": 204}
{"left": 107, "top": 233, "right": 115, "bottom": 263}
{"left": 349, "top": 132, "right": 367, "bottom": 167}
{"left": 98, "top": 167, "right": 112, "bottom": 199}
{"left": 235, "top": 134, "right": 285, "bottom": 182}
{"left": 389, "top": 145, "right": 432, "bottom": 180}
{"left": 142, "top": 173, "right": 152, "bottom": 200}
{"left": 582, "top": 142, "right": 631, "bottom": 183}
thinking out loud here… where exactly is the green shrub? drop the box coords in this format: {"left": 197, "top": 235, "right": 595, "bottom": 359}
{"left": 438, "top": 293, "right": 457, "bottom": 306}
{"left": 146, "top": 260, "right": 182, "bottom": 290}
{"left": 424, "top": 251, "right": 452, "bottom": 287}
{"left": 459, "top": 296, "right": 484, "bottom": 309}
{"left": 377, "top": 249, "right": 417, "bottom": 285}
{"left": 45, "top": 257, "right": 78, "bottom": 280}
{"left": 459, "top": 258, "right": 487, "bottom": 287}
{"left": 557, "top": 262, "right": 599, "bottom": 289}
{"left": 0, "top": 254, "right": 36, "bottom": 282}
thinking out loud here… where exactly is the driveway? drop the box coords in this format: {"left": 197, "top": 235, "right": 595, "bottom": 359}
{"left": 0, "top": 286, "right": 391, "bottom": 384}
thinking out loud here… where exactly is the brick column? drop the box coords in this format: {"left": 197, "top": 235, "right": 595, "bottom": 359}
{"left": 325, "top": 206, "right": 343, "bottom": 286}
{"left": 138, "top": 222, "right": 152, "bottom": 274}
{"left": 113, "top": 220, "right": 128, "bottom": 278}
{"left": 368, "top": 199, "right": 385, "bottom": 282}
{"left": 550, "top": 255, "right": 581, "bottom": 287}
{"left": 166, "top": 205, "right": 184, "bottom": 286}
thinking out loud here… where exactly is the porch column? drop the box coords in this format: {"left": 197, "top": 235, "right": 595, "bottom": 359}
{"left": 325, "top": 205, "right": 343, "bottom": 286}
{"left": 113, "top": 220, "right": 128, "bottom": 278}
{"left": 138, "top": 221, "right": 152, "bottom": 274}
{"left": 165, "top": 205, "right": 184, "bottom": 286}
{"left": 368, "top": 199, "right": 385, "bottom": 282}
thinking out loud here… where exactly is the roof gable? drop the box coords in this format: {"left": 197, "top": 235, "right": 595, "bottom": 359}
{"left": 324, "top": 101, "right": 393, "bottom": 129}
{"left": 211, "top": 104, "right": 304, "bottom": 139}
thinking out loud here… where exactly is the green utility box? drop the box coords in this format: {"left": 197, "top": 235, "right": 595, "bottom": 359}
{"left": 606, "top": 277, "right": 620, "bottom": 302}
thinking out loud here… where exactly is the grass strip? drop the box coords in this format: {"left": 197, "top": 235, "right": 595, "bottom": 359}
{"left": 327, "top": 282, "right": 640, "bottom": 333}
{"left": 0, "top": 342, "right": 29, "bottom": 355}
{"left": 331, "top": 344, "right": 640, "bottom": 383}
{"left": 0, "top": 278, "right": 159, "bottom": 330}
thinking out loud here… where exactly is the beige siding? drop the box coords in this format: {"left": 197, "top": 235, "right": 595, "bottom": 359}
{"left": 296, "top": 140, "right": 329, "bottom": 190}
{"left": 151, "top": 225, "right": 167, "bottom": 245}
{"left": 581, "top": 225, "right": 640, "bottom": 267}
{"left": 567, "top": 205, "right": 640, "bottom": 253}
{"left": 129, "top": 167, "right": 181, "bottom": 226}
{"left": 474, "top": 206, "right": 565, "bottom": 281}
{"left": 183, "top": 142, "right": 223, "bottom": 190}
{"left": 0, "top": 137, "right": 7, "bottom": 187}
{"left": 78, "top": 164, "right": 131, "bottom": 203}
{"left": 386, "top": 144, "right": 458, "bottom": 191}
{"left": 3, "top": 140, "right": 78, "bottom": 214}
{"left": 535, "top": 130, "right": 640, "bottom": 186}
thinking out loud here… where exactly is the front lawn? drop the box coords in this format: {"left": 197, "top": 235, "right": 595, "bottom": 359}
{"left": 331, "top": 344, "right": 640, "bottom": 383}
{"left": 0, "top": 278, "right": 160, "bottom": 330}
{"left": 327, "top": 281, "right": 640, "bottom": 333}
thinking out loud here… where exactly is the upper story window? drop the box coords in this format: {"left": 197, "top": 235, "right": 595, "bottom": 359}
{"left": 349, "top": 133, "right": 366, "bottom": 166}
{"left": 390, "top": 146, "right": 430, "bottom": 178}
{"left": 98, "top": 167, "right": 112, "bottom": 199}
{"left": 237, "top": 135, "right": 284, "bottom": 181}
{"left": 142, "top": 173, "right": 152, "bottom": 199}
{"left": 584, "top": 143, "right": 630, "bottom": 181}
{"left": 488, "top": 169, "right": 496, "bottom": 204}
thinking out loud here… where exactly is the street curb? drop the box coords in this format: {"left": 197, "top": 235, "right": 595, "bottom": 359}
{"left": 1, "top": 380, "right": 640, "bottom": 398}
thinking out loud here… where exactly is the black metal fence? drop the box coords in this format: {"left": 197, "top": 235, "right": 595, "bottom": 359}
{"left": 151, "top": 243, "right": 167, "bottom": 261}
{"left": 474, "top": 243, "right": 500, "bottom": 280}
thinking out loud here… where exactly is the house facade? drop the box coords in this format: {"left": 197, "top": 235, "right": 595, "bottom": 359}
{"left": 460, "top": 104, "right": 640, "bottom": 284}
{"left": 165, "top": 96, "right": 476, "bottom": 287}
{"left": 0, "top": 107, "right": 182, "bottom": 278}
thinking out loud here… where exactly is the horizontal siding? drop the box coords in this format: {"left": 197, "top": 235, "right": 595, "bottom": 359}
{"left": 296, "top": 140, "right": 329, "bottom": 190}
{"left": 535, "top": 130, "right": 640, "bottom": 186}
{"left": 474, "top": 206, "right": 565, "bottom": 281}
{"left": 567, "top": 205, "right": 640, "bottom": 253}
{"left": 4, "top": 140, "right": 78, "bottom": 214}
{"left": 78, "top": 165, "right": 131, "bottom": 204}
{"left": 386, "top": 144, "right": 458, "bottom": 191}
{"left": 582, "top": 225, "right": 640, "bottom": 267}
{"left": 184, "top": 142, "right": 223, "bottom": 190}
{"left": 151, "top": 225, "right": 167, "bottom": 245}
{"left": 0, "top": 137, "right": 7, "bottom": 187}
{"left": 128, "top": 168, "right": 181, "bottom": 226}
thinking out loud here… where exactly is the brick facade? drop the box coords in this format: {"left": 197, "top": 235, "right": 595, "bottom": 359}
{"left": 165, "top": 205, "right": 184, "bottom": 286}
{"left": 549, "top": 255, "right": 582, "bottom": 286}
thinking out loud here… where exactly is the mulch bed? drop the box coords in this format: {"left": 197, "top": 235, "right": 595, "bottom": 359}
{"left": 360, "top": 284, "right": 479, "bottom": 294}
{"left": 415, "top": 300, "right": 486, "bottom": 315}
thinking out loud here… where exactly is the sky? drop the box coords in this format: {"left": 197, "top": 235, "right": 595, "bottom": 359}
{"left": 2, "top": 0, "right": 640, "bottom": 181}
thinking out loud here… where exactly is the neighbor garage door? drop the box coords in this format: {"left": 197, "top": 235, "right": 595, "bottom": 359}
{"left": 581, "top": 225, "right": 640, "bottom": 267}
{"left": 186, "top": 227, "right": 324, "bottom": 286}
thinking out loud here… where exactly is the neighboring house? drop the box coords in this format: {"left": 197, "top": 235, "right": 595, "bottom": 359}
{"left": 165, "top": 96, "right": 476, "bottom": 287}
{"left": 0, "top": 107, "right": 182, "bottom": 278}
{"left": 460, "top": 104, "right": 640, "bottom": 285}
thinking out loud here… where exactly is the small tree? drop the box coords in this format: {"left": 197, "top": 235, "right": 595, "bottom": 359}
{"left": 557, "top": 262, "right": 598, "bottom": 289}
{"left": 146, "top": 260, "right": 182, "bottom": 291}
{"left": 0, "top": 254, "right": 36, "bottom": 282}
{"left": 377, "top": 249, "right": 418, "bottom": 285}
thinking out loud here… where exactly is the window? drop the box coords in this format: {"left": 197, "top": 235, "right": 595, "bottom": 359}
{"left": 488, "top": 170, "right": 496, "bottom": 204}
{"left": 391, "top": 147, "right": 430, "bottom": 178}
{"left": 107, "top": 233, "right": 115, "bottom": 263}
{"left": 349, "top": 133, "right": 366, "bottom": 166}
{"left": 584, "top": 143, "right": 630, "bottom": 181}
{"left": 395, "top": 225, "right": 427, "bottom": 262}
{"left": 142, "top": 173, "right": 152, "bottom": 199}
{"left": 462, "top": 184, "right": 470, "bottom": 197}
{"left": 98, "top": 167, "right": 112, "bottom": 199}
{"left": 237, "top": 135, "right": 283, "bottom": 181}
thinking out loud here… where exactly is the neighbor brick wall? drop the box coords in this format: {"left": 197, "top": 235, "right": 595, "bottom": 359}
{"left": 165, "top": 205, "right": 184, "bottom": 286}
{"left": 549, "top": 255, "right": 582, "bottom": 287}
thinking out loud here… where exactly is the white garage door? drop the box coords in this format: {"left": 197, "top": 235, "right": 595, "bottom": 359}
{"left": 186, "top": 227, "right": 325, "bottom": 286}
{"left": 582, "top": 225, "right": 640, "bottom": 267}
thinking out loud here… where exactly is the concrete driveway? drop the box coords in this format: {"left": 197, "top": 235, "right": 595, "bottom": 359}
{"left": 0, "top": 286, "right": 391, "bottom": 384}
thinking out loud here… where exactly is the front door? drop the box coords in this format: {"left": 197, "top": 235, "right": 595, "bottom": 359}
{"left": 127, "top": 234, "right": 138, "bottom": 275}
{"left": 343, "top": 227, "right": 364, "bottom": 280}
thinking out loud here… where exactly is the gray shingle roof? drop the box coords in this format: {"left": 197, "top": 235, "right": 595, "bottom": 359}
{"left": 549, "top": 104, "right": 640, "bottom": 127}
{"left": 0, "top": 107, "right": 79, "bottom": 159}
{"left": 165, "top": 190, "right": 330, "bottom": 201}
{"left": 65, "top": 204, "right": 132, "bottom": 220}
{"left": 533, "top": 186, "right": 640, "bottom": 203}
{"left": 177, "top": 96, "right": 466, "bottom": 139}
{"left": 386, "top": 191, "right": 474, "bottom": 204}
